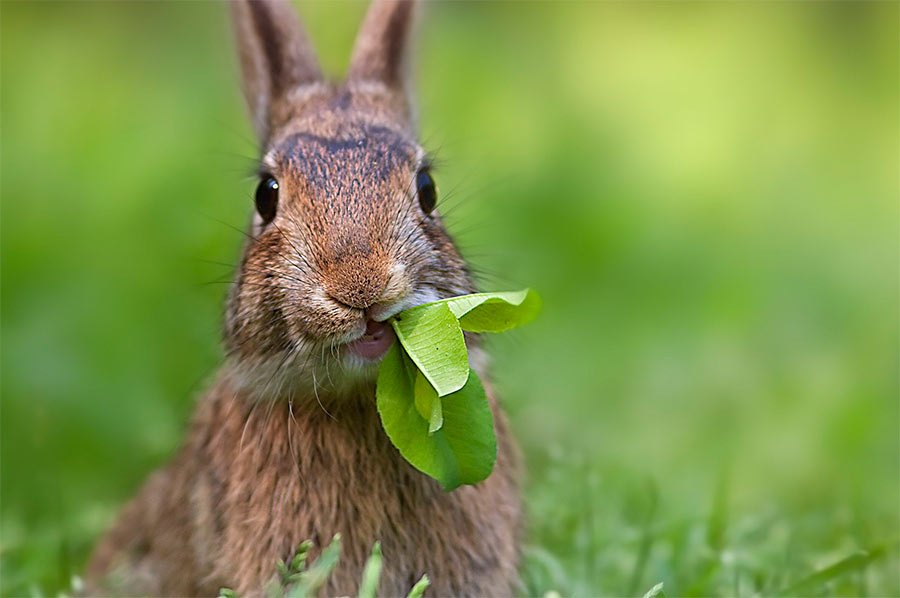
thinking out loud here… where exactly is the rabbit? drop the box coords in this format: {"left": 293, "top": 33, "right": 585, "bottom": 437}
{"left": 84, "top": 0, "right": 523, "bottom": 596}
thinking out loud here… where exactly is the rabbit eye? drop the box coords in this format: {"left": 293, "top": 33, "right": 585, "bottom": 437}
{"left": 416, "top": 169, "right": 437, "bottom": 215}
{"left": 255, "top": 175, "right": 279, "bottom": 224}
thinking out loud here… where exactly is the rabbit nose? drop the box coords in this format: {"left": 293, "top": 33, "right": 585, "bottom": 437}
{"left": 325, "top": 260, "right": 410, "bottom": 312}
{"left": 364, "top": 266, "right": 413, "bottom": 321}
{"left": 322, "top": 238, "right": 392, "bottom": 309}
{"left": 323, "top": 256, "right": 394, "bottom": 309}
{"left": 325, "top": 272, "right": 387, "bottom": 310}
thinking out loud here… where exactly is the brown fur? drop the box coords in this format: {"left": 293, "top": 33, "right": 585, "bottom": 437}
{"left": 86, "top": 1, "right": 522, "bottom": 596}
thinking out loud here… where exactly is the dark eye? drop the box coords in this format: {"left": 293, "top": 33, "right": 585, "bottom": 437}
{"left": 416, "top": 169, "right": 437, "bottom": 215}
{"left": 255, "top": 175, "right": 279, "bottom": 224}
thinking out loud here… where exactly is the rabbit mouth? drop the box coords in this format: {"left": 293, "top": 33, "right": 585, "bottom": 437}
{"left": 345, "top": 319, "right": 396, "bottom": 361}
{"left": 338, "top": 287, "right": 442, "bottom": 365}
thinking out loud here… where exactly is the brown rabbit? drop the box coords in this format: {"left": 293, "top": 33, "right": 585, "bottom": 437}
{"left": 85, "top": 0, "right": 522, "bottom": 596}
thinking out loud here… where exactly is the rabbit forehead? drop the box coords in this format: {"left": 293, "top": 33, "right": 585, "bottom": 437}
{"left": 277, "top": 122, "right": 419, "bottom": 188}
{"left": 262, "top": 121, "right": 425, "bottom": 266}
{"left": 266, "top": 121, "right": 422, "bottom": 225}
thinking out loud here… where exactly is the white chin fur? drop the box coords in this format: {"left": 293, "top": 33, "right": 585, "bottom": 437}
{"left": 224, "top": 348, "right": 379, "bottom": 405}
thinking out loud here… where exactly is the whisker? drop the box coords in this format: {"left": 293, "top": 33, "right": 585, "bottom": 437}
{"left": 193, "top": 259, "right": 309, "bottom": 286}
{"left": 286, "top": 393, "right": 301, "bottom": 473}
{"left": 272, "top": 221, "right": 320, "bottom": 277}
{"left": 239, "top": 396, "right": 263, "bottom": 454}
{"left": 278, "top": 215, "right": 322, "bottom": 276}
{"left": 228, "top": 305, "right": 309, "bottom": 354}
{"left": 321, "top": 344, "right": 335, "bottom": 390}
{"left": 311, "top": 368, "right": 337, "bottom": 421}
{"left": 208, "top": 216, "right": 318, "bottom": 287}
{"left": 201, "top": 280, "right": 300, "bottom": 293}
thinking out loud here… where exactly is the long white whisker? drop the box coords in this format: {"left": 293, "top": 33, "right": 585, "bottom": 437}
{"left": 311, "top": 367, "right": 336, "bottom": 421}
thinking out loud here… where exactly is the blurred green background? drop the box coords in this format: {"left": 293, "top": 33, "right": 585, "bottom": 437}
{"left": 2, "top": 1, "right": 898, "bottom": 596}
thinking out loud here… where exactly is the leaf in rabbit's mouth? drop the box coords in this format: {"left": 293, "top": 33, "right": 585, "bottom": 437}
{"left": 375, "top": 289, "right": 541, "bottom": 491}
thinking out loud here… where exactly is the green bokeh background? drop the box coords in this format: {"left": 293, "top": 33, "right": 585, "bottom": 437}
{"left": 1, "top": 1, "right": 897, "bottom": 596}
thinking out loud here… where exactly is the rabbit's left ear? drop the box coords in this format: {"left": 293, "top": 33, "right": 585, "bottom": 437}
{"left": 348, "top": 0, "right": 418, "bottom": 122}
{"left": 231, "top": 0, "right": 323, "bottom": 144}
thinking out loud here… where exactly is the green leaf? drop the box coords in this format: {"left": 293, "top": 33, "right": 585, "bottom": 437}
{"left": 376, "top": 288, "right": 538, "bottom": 490}
{"left": 407, "top": 289, "right": 541, "bottom": 333}
{"left": 642, "top": 582, "right": 665, "bottom": 598}
{"left": 376, "top": 344, "right": 461, "bottom": 488}
{"left": 414, "top": 370, "right": 443, "bottom": 434}
{"left": 376, "top": 344, "right": 497, "bottom": 491}
{"left": 391, "top": 302, "right": 469, "bottom": 396}
{"left": 358, "top": 542, "right": 382, "bottom": 598}
{"left": 438, "top": 371, "right": 497, "bottom": 486}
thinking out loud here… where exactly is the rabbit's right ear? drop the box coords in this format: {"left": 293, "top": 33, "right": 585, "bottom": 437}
{"left": 230, "top": 0, "right": 322, "bottom": 144}
{"left": 348, "top": 0, "right": 418, "bottom": 124}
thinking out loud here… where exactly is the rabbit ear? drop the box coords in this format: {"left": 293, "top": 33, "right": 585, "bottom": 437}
{"left": 231, "top": 0, "right": 323, "bottom": 143}
{"left": 348, "top": 0, "right": 418, "bottom": 115}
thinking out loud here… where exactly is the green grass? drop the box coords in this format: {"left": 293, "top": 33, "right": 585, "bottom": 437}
{"left": 219, "top": 536, "right": 430, "bottom": 598}
{"left": 1, "top": 1, "right": 898, "bottom": 596}
{"left": 521, "top": 455, "right": 898, "bottom": 596}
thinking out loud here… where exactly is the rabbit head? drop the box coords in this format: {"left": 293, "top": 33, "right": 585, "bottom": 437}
{"left": 224, "top": 0, "right": 475, "bottom": 400}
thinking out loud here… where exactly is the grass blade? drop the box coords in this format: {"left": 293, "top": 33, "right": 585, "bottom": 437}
{"left": 774, "top": 544, "right": 890, "bottom": 597}
{"left": 406, "top": 574, "right": 430, "bottom": 598}
{"left": 358, "top": 542, "right": 382, "bottom": 598}
{"left": 642, "top": 581, "right": 665, "bottom": 598}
